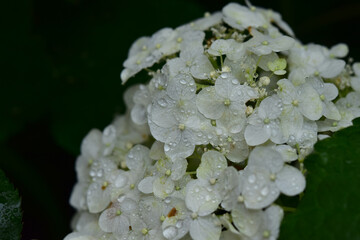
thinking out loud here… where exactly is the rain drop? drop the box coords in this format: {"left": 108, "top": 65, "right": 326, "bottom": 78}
{"left": 248, "top": 174, "right": 256, "bottom": 183}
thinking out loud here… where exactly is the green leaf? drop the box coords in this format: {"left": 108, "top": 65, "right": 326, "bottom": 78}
{"left": 279, "top": 117, "right": 360, "bottom": 240}
{"left": 0, "top": 169, "right": 22, "bottom": 239}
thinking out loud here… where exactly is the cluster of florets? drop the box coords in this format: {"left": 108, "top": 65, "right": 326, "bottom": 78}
{"left": 65, "top": 2, "right": 360, "bottom": 240}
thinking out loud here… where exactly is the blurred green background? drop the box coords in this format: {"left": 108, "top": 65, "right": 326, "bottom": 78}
{"left": 0, "top": 0, "right": 359, "bottom": 239}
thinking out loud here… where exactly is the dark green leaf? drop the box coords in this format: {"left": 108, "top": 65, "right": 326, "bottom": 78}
{"left": 279, "top": 118, "right": 360, "bottom": 240}
{"left": 0, "top": 169, "right": 22, "bottom": 240}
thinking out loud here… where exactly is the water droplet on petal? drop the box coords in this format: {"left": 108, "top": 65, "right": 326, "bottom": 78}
{"left": 248, "top": 174, "right": 256, "bottom": 183}
{"left": 158, "top": 98, "right": 168, "bottom": 107}
{"left": 260, "top": 187, "right": 269, "bottom": 196}
{"left": 164, "top": 145, "right": 170, "bottom": 152}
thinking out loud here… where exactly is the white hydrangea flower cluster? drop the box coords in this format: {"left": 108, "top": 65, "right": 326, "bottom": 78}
{"left": 65, "top": 2, "right": 360, "bottom": 240}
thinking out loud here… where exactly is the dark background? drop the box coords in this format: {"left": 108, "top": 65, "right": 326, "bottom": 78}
{"left": 0, "top": 0, "right": 359, "bottom": 239}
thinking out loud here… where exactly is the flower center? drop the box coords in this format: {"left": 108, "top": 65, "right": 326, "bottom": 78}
{"left": 224, "top": 99, "right": 231, "bottom": 106}
{"left": 191, "top": 212, "right": 198, "bottom": 219}
{"left": 141, "top": 228, "right": 148, "bottom": 235}
{"left": 178, "top": 123, "right": 185, "bottom": 131}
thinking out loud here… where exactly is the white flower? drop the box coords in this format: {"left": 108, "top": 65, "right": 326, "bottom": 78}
{"left": 138, "top": 142, "right": 187, "bottom": 198}
{"left": 287, "top": 120, "right": 318, "bottom": 149}
{"left": 246, "top": 29, "right": 295, "bottom": 56}
{"left": 197, "top": 72, "right": 258, "bottom": 133}
{"left": 184, "top": 180, "right": 222, "bottom": 240}
{"left": 277, "top": 79, "right": 322, "bottom": 138}
{"left": 121, "top": 28, "right": 177, "bottom": 83}
{"left": 245, "top": 95, "right": 286, "bottom": 146}
{"left": 219, "top": 167, "right": 243, "bottom": 211}
{"left": 161, "top": 197, "right": 192, "bottom": 240}
{"left": 86, "top": 157, "right": 120, "bottom": 213}
{"left": 307, "top": 77, "right": 341, "bottom": 120}
{"left": 318, "top": 92, "right": 360, "bottom": 132}
{"left": 166, "top": 45, "right": 214, "bottom": 80}
{"left": 207, "top": 39, "right": 246, "bottom": 62}
{"left": 98, "top": 198, "right": 137, "bottom": 234}
{"left": 149, "top": 73, "right": 211, "bottom": 159}
{"left": 242, "top": 146, "right": 305, "bottom": 209}
{"left": 210, "top": 128, "right": 249, "bottom": 163}
{"left": 288, "top": 43, "right": 346, "bottom": 78}
{"left": 244, "top": 205, "right": 284, "bottom": 240}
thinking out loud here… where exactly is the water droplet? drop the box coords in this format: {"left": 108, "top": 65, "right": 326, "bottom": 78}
{"left": 96, "top": 169, "right": 103, "bottom": 178}
{"left": 176, "top": 221, "right": 183, "bottom": 228}
{"left": 180, "top": 79, "right": 187, "bottom": 85}
{"left": 248, "top": 174, "right": 256, "bottom": 183}
{"left": 158, "top": 98, "right": 168, "bottom": 107}
{"left": 260, "top": 187, "right": 269, "bottom": 196}
{"left": 115, "top": 174, "right": 128, "bottom": 188}
{"left": 164, "top": 145, "right": 170, "bottom": 152}
{"left": 232, "top": 79, "right": 239, "bottom": 85}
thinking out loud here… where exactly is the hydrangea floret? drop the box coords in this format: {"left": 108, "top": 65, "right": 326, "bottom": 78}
{"left": 65, "top": 2, "right": 360, "bottom": 240}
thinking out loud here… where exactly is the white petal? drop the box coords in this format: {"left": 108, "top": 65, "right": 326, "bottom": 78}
{"left": 191, "top": 55, "right": 214, "bottom": 79}
{"left": 231, "top": 204, "right": 262, "bottom": 237}
{"left": 208, "top": 39, "right": 233, "bottom": 56}
{"left": 87, "top": 182, "right": 111, "bottom": 213}
{"left": 153, "top": 177, "right": 175, "bottom": 199}
{"left": 64, "top": 232, "right": 97, "bottom": 240}
{"left": 197, "top": 150, "right": 227, "bottom": 181}
{"left": 276, "top": 165, "right": 305, "bottom": 196}
{"left": 171, "top": 158, "right": 188, "bottom": 181}
{"left": 319, "top": 59, "right": 345, "bottom": 78}
{"left": 131, "top": 104, "right": 148, "bottom": 125}
{"left": 274, "top": 145, "right": 298, "bottom": 162}
{"left": 138, "top": 176, "right": 155, "bottom": 194}
{"left": 126, "top": 145, "right": 151, "bottom": 172}
{"left": 189, "top": 216, "right": 222, "bottom": 240}
{"left": 351, "top": 77, "right": 360, "bottom": 92}
{"left": 262, "top": 205, "right": 284, "bottom": 239}
{"left": 70, "top": 182, "right": 88, "bottom": 211}
{"left": 248, "top": 146, "right": 284, "bottom": 173}
{"left": 299, "top": 83, "right": 322, "bottom": 120}
{"left": 81, "top": 129, "right": 102, "bottom": 159}
{"left": 185, "top": 180, "right": 221, "bottom": 215}
{"left": 244, "top": 124, "right": 270, "bottom": 146}
{"left": 167, "top": 73, "right": 196, "bottom": 101}
{"left": 220, "top": 231, "right": 242, "bottom": 240}
{"left": 280, "top": 106, "right": 303, "bottom": 139}
{"left": 322, "top": 83, "right": 339, "bottom": 101}
{"left": 323, "top": 101, "right": 341, "bottom": 120}
{"left": 196, "top": 87, "right": 225, "bottom": 119}
{"left": 225, "top": 137, "right": 249, "bottom": 163}
{"left": 270, "top": 35, "right": 295, "bottom": 52}
{"left": 99, "top": 205, "right": 131, "bottom": 234}
{"left": 242, "top": 166, "right": 280, "bottom": 210}
{"left": 353, "top": 62, "right": 360, "bottom": 76}
{"left": 329, "top": 43, "right": 348, "bottom": 58}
